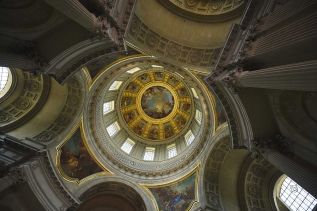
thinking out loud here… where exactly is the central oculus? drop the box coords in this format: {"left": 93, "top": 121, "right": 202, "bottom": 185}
{"left": 141, "top": 86, "right": 175, "bottom": 119}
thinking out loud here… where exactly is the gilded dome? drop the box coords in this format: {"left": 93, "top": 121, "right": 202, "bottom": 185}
{"left": 83, "top": 56, "right": 216, "bottom": 182}
{"left": 119, "top": 70, "right": 194, "bottom": 142}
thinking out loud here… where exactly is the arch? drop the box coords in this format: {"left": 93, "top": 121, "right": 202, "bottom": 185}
{"left": 77, "top": 194, "right": 141, "bottom": 211}
{"left": 238, "top": 154, "right": 282, "bottom": 211}
{"left": 270, "top": 90, "right": 317, "bottom": 165}
{"left": 75, "top": 176, "right": 156, "bottom": 211}
{"left": 274, "top": 175, "right": 317, "bottom": 211}
{"left": 0, "top": 68, "right": 51, "bottom": 133}
{"left": 0, "top": 67, "right": 12, "bottom": 98}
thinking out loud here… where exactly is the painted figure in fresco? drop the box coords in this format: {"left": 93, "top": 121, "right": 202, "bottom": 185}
{"left": 139, "top": 73, "right": 150, "bottom": 83}
{"left": 164, "top": 124, "right": 174, "bottom": 138}
{"left": 141, "top": 86, "right": 174, "bottom": 119}
{"left": 174, "top": 115, "right": 186, "bottom": 130}
{"left": 168, "top": 76, "right": 179, "bottom": 86}
{"left": 127, "top": 82, "right": 139, "bottom": 92}
{"left": 124, "top": 111, "right": 136, "bottom": 123}
{"left": 178, "top": 87, "right": 187, "bottom": 97}
{"left": 155, "top": 72, "right": 164, "bottom": 81}
{"left": 181, "top": 103, "right": 191, "bottom": 113}
{"left": 150, "top": 174, "right": 196, "bottom": 211}
{"left": 148, "top": 125, "right": 159, "bottom": 139}
{"left": 60, "top": 130, "right": 102, "bottom": 180}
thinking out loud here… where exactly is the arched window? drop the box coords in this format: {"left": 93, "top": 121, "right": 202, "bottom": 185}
{"left": 0, "top": 67, "right": 9, "bottom": 91}
{"left": 279, "top": 176, "right": 317, "bottom": 211}
{"left": 0, "top": 67, "right": 12, "bottom": 98}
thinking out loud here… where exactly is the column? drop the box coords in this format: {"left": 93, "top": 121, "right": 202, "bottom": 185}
{"left": 243, "top": 2, "right": 317, "bottom": 67}
{"left": 254, "top": 136, "right": 317, "bottom": 197}
{"left": 247, "top": 10, "right": 317, "bottom": 57}
{"left": 235, "top": 60, "right": 317, "bottom": 91}
{"left": 43, "top": 0, "right": 98, "bottom": 32}
{"left": 260, "top": 148, "right": 317, "bottom": 197}
{"left": 43, "top": 0, "right": 120, "bottom": 44}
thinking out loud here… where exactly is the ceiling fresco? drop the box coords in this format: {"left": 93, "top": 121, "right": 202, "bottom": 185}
{"left": 57, "top": 127, "right": 104, "bottom": 182}
{"left": 148, "top": 171, "right": 197, "bottom": 211}
{"left": 141, "top": 86, "right": 174, "bottom": 119}
{"left": 119, "top": 71, "right": 193, "bottom": 141}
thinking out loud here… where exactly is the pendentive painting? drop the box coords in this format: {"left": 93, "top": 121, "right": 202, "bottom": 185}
{"left": 58, "top": 129, "right": 103, "bottom": 181}
{"left": 149, "top": 173, "right": 196, "bottom": 211}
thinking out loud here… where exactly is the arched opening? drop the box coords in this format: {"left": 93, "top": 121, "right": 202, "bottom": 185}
{"left": 0, "top": 67, "right": 12, "bottom": 98}
{"left": 78, "top": 182, "right": 147, "bottom": 211}
{"left": 275, "top": 175, "right": 317, "bottom": 211}
{"left": 77, "top": 194, "right": 140, "bottom": 211}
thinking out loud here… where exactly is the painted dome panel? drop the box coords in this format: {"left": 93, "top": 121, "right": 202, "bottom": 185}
{"left": 141, "top": 86, "right": 174, "bottom": 119}
{"left": 119, "top": 71, "right": 193, "bottom": 141}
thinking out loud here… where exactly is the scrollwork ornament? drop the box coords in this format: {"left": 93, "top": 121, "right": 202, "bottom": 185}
{"left": 26, "top": 81, "right": 40, "bottom": 92}
{"left": 35, "top": 131, "right": 55, "bottom": 143}
{"left": 0, "top": 111, "right": 11, "bottom": 123}
{"left": 14, "top": 97, "right": 31, "bottom": 110}
{"left": 184, "top": 0, "right": 199, "bottom": 8}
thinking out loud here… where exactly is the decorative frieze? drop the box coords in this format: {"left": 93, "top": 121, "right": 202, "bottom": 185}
{"left": 0, "top": 71, "right": 50, "bottom": 132}
{"left": 126, "top": 15, "right": 221, "bottom": 72}
{"left": 204, "top": 137, "right": 231, "bottom": 210}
